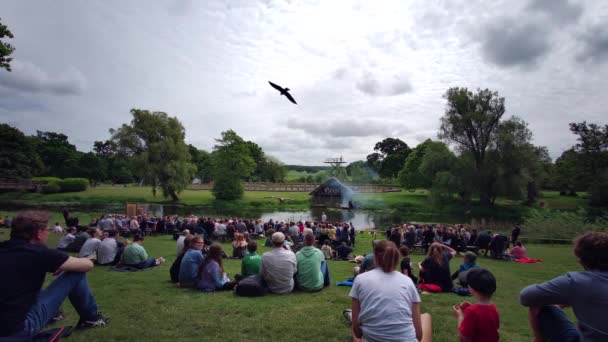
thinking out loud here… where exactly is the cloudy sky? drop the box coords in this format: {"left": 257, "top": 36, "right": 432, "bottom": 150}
{"left": 1, "top": 0, "right": 607, "bottom": 165}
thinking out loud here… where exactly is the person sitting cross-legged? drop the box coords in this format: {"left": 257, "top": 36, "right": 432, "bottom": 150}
{"left": 296, "top": 233, "right": 329, "bottom": 292}
{"left": 78, "top": 228, "right": 102, "bottom": 259}
{"left": 241, "top": 241, "right": 262, "bottom": 277}
{"left": 121, "top": 234, "right": 164, "bottom": 269}
{"left": 349, "top": 240, "right": 432, "bottom": 342}
{"left": 0, "top": 211, "right": 109, "bottom": 339}
{"left": 520, "top": 231, "right": 608, "bottom": 342}
{"left": 260, "top": 232, "right": 297, "bottom": 294}
{"left": 196, "top": 243, "right": 237, "bottom": 292}
{"left": 178, "top": 236, "right": 205, "bottom": 287}
{"left": 97, "top": 229, "right": 124, "bottom": 266}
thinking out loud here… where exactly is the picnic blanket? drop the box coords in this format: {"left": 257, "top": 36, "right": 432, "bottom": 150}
{"left": 336, "top": 278, "right": 354, "bottom": 287}
{"left": 514, "top": 257, "right": 543, "bottom": 263}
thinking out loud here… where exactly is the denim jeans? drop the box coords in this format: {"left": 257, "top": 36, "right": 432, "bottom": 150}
{"left": 538, "top": 306, "right": 581, "bottom": 342}
{"left": 9, "top": 272, "right": 98, "bottom": 339}
{"left": 129, "top": 258, "right": 156, "bottom": 269}
{"left": 322, "top": 261, "right": 330, "bottom": 287}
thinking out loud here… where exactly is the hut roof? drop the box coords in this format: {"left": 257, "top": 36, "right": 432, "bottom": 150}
{"left": 309, "top": 177, "right": 354, "bottom": 196}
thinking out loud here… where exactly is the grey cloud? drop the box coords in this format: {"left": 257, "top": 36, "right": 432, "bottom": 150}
{"left": 356, "top": 71, "right": 412, "bottom": 96}
{"left": 167, "top": 0, "right": 194, "bottom": 16}
{"left": 577, "top": 25, "right": 608, "bottom": 64}
{"left": 356, "top": 71, "right": 381, "bottom": 96}
{"left": 0, "top": 61, "right": 86, "bottom": 95}
{"left": 332, "top": 68, "right": 348, "bottom": 80}
{"left": 527, "top": 0, "right": 583, "bottom": 25}
{"left": 479, "top": 19, "right": 551, "bottom": 68}
{"left": 287, "top": 117, "right": 409, "bottom": 138}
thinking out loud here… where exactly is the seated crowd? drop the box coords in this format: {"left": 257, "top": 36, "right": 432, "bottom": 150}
{"left": 1, "top": 211, "right": 607, "bottom": 342}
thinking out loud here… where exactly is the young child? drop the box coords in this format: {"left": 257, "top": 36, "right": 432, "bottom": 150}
{"left": 452, "top": 251, "right": 478, "bottom": 285}
{"left": 321, "top": 240, "right": 334, "bottom": 259}
{"left": 452, "top": 268, "right": 499, "bottom": 342}
{"left": 399, "top": 246, "right": 418, "bottom": 284}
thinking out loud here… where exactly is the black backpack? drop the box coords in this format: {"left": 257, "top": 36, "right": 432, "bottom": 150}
{"left": 235, "top": 274, "right": 267, "bottom": 297}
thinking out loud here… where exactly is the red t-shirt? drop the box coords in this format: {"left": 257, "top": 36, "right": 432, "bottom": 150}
{"left": 458, "top": 304, "right": 500, "bottom": 342}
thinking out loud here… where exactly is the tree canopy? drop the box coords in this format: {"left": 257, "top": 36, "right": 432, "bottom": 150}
{"left": 211, "top": 130, "right": 256, "bottom": 200}
{"left": 0, "top": 18, "right": 15, "bottom": 72}
{"left": 110, "top": 109, "right": 195, "bottom": 200}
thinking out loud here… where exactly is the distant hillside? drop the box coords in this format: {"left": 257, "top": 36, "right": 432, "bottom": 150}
{"left": 285, "top": 165, "right": 330, "bottom": 173}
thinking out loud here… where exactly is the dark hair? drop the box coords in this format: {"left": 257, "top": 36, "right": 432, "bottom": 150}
{"left": 574, "top": 232, "right": 608, "bottom": 271}
{"left": 374, "top": 240, "right": 400, "bottom": 273}
{"left": 200, "top": 243, "right": 224, "bottom": 277}
{"left": 10, "top": 211, "right": 50, "bottom": 241}
{"left": 399, "top": 246, "right": 410, "bottom": 257}
{"left": 108, "top": 230, "right": 117, "bottom": 237}
{"left": 304, "top": 233, "right": 315, "bottom": 246}
{"left": 247, "top": 241, "right": 258, "bottom": 253}
{"left": 133, "top": 234, "right": 144, "bottom": 242}
{"left": 515, "top": 241, "right": 522, "bottom": 247}
{"left": 466, "top": 268, "right": 496, "bottom": 296}
{"left": 180, "top": 235, "right": 195, "bottom": 255}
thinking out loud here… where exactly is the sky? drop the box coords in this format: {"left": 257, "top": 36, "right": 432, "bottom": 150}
{"left": 1, "top": 0, "right": 607, "bottom": 165}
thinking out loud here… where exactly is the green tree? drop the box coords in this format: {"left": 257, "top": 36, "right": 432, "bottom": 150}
{"left": 34, "top": 131, "right": 81, "bottom": 177}
{"left": 0, "top": 124, "right": 42, "bottom": 178}
{"left": 366, "top": 138, "right": 411, "bottom": 179}
{"left": 438, "top": 87, "right": 505, "bottom": 205}
{"left": 0, "top": 18, "right": 15, "bottom": 72}
{"left": 77, "top": 152, "right": 107, "bottom": 186}
{"left": 211, "top": 130, "right": 255, "bottom": 200}
{"left": 398, "top": 139, "right": 436, "bottom": 189}
{"left": 111, "top": 109, "right": 195, "bottom": 200}
{"left": 258, "top": 156, "right": 287, "bottom": 182}
{"left": 188, "top": 144, "right": 213, "bottom": 183}
{"left": 347, "top": 160, "right": 377, "bottom": 184}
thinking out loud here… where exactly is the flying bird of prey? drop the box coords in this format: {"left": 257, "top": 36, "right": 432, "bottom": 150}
{"left": 268, "top": 81, "right": 298, "bottom": 104}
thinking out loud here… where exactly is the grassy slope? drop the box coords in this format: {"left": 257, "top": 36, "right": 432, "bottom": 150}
{"left": 0, "top": 228, "right": 580, "bottom": 342}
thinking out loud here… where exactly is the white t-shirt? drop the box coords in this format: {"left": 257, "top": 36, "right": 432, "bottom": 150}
{"left": 78, "top": 238, "right": 102, "bottom": 258}
{"left": 176, "top": 236, "right": 186, "bottom": 255}
{"left": 349, "top": 268, "right": 421, "bottom": 342}
{"left": 215, "top": 223, "right": 226, "bottom": 235}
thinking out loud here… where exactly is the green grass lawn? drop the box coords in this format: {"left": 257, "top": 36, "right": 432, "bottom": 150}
{"left": 0, "top": 185, "right": 312, "bottom": 210}
{"left": 0, "top": 228, "right": 580, "bottom": 342}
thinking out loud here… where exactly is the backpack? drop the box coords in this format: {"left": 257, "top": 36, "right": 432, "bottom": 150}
{"left": 235, "top": 274, "right": 267, "bottom": 297}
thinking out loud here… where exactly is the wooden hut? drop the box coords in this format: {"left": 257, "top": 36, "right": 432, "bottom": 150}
{"left": 309, "top": 177, "right": 354, "bottom": 208}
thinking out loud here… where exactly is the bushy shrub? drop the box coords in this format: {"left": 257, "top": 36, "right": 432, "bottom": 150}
{"left": 523, "top": 208, "right": 608, "bottom": 239}
{"left": 58, "top": 178, "right": 89, "bottom": 192}
{"left": 42, "top": 181, "right": 61, "bottom": 194}
{"left": 33, "top": 177, "right": 62, "bottom": 184}
{"left": 212, "top": 177, "right": 243, "bottom": 200}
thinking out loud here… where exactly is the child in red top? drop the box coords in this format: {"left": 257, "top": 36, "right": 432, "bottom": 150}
{"left": 453, "top": 268, "right": 500, "bottom": 342}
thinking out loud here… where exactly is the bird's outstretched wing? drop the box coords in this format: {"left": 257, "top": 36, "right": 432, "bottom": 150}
{"left": 268, "top": 81, "right": 284, "bottom": 92}
{"left": 284, "top": 92, "right": 298, "bottom": 104}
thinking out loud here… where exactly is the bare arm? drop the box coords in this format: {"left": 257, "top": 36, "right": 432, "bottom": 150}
{"left": 352, "top": 298, "right": 363, "bottom": 339}
{"left": 443, "top": 245, "right": 457, "bottom": 256}
{"left": 412, "top": 303, "right": 422, "bottom": 341}
{"left": 58, "top": 256, "right": 94, "bottom": 273}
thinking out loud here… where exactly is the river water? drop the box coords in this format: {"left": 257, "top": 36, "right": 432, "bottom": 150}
{"left": 1, "top": 202, "right": 519, "bottom": 230}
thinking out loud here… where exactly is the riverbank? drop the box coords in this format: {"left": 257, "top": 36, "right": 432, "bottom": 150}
{"left": 0, "top": 185, "right": 590, "bottom": 224}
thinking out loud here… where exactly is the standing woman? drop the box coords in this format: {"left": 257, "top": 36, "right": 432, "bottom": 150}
{"left": 350, "top": 240, "right": 432, "bottom": 342}
{"left": 197, "top": 243, "right": 237, "bottom": 292}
